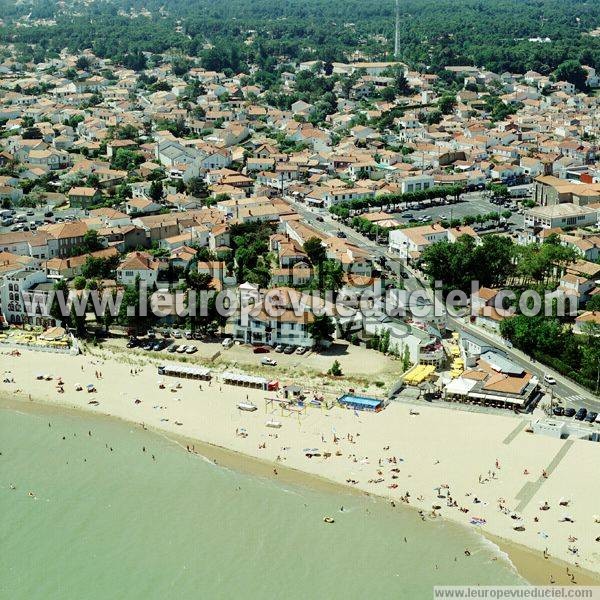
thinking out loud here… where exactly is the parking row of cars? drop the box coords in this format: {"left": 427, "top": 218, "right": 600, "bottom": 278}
{"left": 275, "top": 344, "right": 307, "bottom": 355}
{"left": 126, "top": 337, "right": 198, "bottom": 355}
{"left": 553, "top": 405, "right": 599, "bottom": 424}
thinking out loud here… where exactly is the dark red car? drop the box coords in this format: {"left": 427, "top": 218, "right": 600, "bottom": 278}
{"left": 253, "top": 346, "right": 270, "bottom": 354}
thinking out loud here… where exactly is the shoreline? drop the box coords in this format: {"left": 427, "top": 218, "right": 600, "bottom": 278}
{"left": 3, "top": 391, "right": 599, "bottom": 587}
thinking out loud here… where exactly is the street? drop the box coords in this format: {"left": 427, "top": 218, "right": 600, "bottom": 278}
{"left": 285, "top": 196, "right": 599, "bottom": 411}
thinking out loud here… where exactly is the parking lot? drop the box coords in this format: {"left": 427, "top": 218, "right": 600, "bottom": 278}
{"left": 105, "top": 332, "right": 399, "bottom": 382}
{"left": 388, "top": 191, "right": 525, "bottom": 232}
{"left": 0, "top": 206, "right": 88, "bottom": 234}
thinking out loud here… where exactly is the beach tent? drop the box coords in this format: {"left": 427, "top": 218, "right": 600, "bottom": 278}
{"left": 222, "top": 371, "right": 269, "bottom": 390}
{"left": 157, "top": 364, "right": 212, "bottom": 380}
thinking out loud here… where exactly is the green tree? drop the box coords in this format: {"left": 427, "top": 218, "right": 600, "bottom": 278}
{"left": 49, "top": 280, "right": 71, "bottom": 328}
{"left": 73, "top": 276, "right": 87, "bottom": 290}
{"left": 111, "top": 148, "right": 144, "bottom": 172}
{"left": 553, "top": 60, "right": 588, "bottom": 91}
{"left": 117, "top": 277, "right": 152, "bottom": 334}
{"left": 438, "top": 95, "right": 456, "bottom": 115}
{"left": 183, "top": 271, "right": 214, "bottom": 334}
{"left": 308, "top": 314, "right": 335, "bottom": 349}
{"left": 327, "top": 359, "right": 343, "bottom": 376}
{"left": 187, "top": 176, "right": 208, "bottom": 198}
{"left": 75, "top": 56, "right": 90, "bottom": 70}
{"left": 149, "top": 180, "right": 164, "bottom": 202}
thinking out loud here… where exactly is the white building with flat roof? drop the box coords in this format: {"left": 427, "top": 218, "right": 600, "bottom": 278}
{"left": 524, "top": 203, "right": 598, "bottom": 229}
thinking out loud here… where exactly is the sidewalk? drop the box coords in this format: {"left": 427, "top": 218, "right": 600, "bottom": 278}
{"left": 449, "top": 316, "right": 599, "bottom": 405}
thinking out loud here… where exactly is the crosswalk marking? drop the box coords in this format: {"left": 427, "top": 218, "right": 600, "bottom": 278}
{"left": 560, "top": 395, "right": 587, "bottom": 404}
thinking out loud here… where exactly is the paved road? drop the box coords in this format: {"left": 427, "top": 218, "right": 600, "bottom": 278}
{"left": 286, "top": 196, "right": 599, "bottom": 411}
{"left": 447, "top": 315, "right": 598, "bottom": 411}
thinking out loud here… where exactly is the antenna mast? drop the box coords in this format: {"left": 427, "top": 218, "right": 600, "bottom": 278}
{"left": 394, "top": 0, "right": 400, "bottom": 59}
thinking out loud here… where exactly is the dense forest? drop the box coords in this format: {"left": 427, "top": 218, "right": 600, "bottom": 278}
{"left": 1, "top": 0, "right": 599, "bottom": 75}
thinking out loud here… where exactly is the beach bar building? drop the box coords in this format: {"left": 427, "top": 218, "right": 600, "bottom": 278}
{"left": 158, "top": 364, "right": 212, "bottom": 380}
{"left": 338, "top": 393, "right": 385, "bottom": 412}
{"left": 222, "top": 371, "right": 278, "bottom": 391}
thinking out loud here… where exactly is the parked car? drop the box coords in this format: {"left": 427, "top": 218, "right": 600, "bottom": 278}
{"left": 575, "top": 408, "right": 587, "bottom": 421}
{"left": 172, "top": 330, "right": 182, "bottom": 338}
{"left": 584, "top": 411, "right": 597, "bottom": 423}
{"left": 253, "top": 346, "right": 270, "bottom": 354}
{"left": 126, "top": 338, "right": 139, "bottom": 348}
{"left": 152, "top": 342, "right": 164, "bottom": 351}
{"left": 295, "top": 346, "right": 307, "bottom": 355}
{"left": 184, "top": 331, "right": 192, "bottom": 340}
{"left": 185, "top": 346, "right": 197, "bottom": 354}
{"left": 168, "top": 344, "right": 178, "bottom": 353}
{"left": 274, "top": 345, "right": 284, "bottom": 353}
{"left": 283, "top": 345, "right": 295, "bottom": 354}
{"left": 336, "top": 231, "right": 347, "bottom": 238}
{"left": 221, "top": 338, "right": 233, "bottom": 348}
{"left": 177, "top": 345, "right": 188, "bottom": 354}
{"left": 552, "top": 406, "right": 564, "bottom": 417}
{"left": 564, "top": 408, "right": 576, "bottom": 418}
{"left": 261, "top": 357, "right": 277, "bottom": 366}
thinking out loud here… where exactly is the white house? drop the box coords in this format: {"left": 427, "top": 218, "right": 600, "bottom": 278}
{"left": 116, "top": 251, "right": 160, "bottom": 287}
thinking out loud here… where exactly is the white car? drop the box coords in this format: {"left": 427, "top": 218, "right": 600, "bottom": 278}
{"left": 221, "top": 338, "right": 233, "bottom": 348}
{"left": 177, "top": 345, "right": 188, "bottom": 354}
{"left": 172, "top": 330, "right": 182, "bottom": 339}
{"left": 274, "top": 344, "right": 284, "bottom": 353}
{"left": 543, "top": 374, "right": 557, "bottom": 385}
{"left": 185, "top": 346, "right": 197, "bottom": 354}
{"left": 261, "top": 358, "right": 277, "bottom": 366}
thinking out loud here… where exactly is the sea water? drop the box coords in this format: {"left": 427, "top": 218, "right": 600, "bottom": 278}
{"left": 0, "top": 402, "right": 525, "bottom": 599}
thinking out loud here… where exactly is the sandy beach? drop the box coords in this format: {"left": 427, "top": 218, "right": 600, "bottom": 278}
{"left": 2, "top": 347, "right": 600, "bottom": 586}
